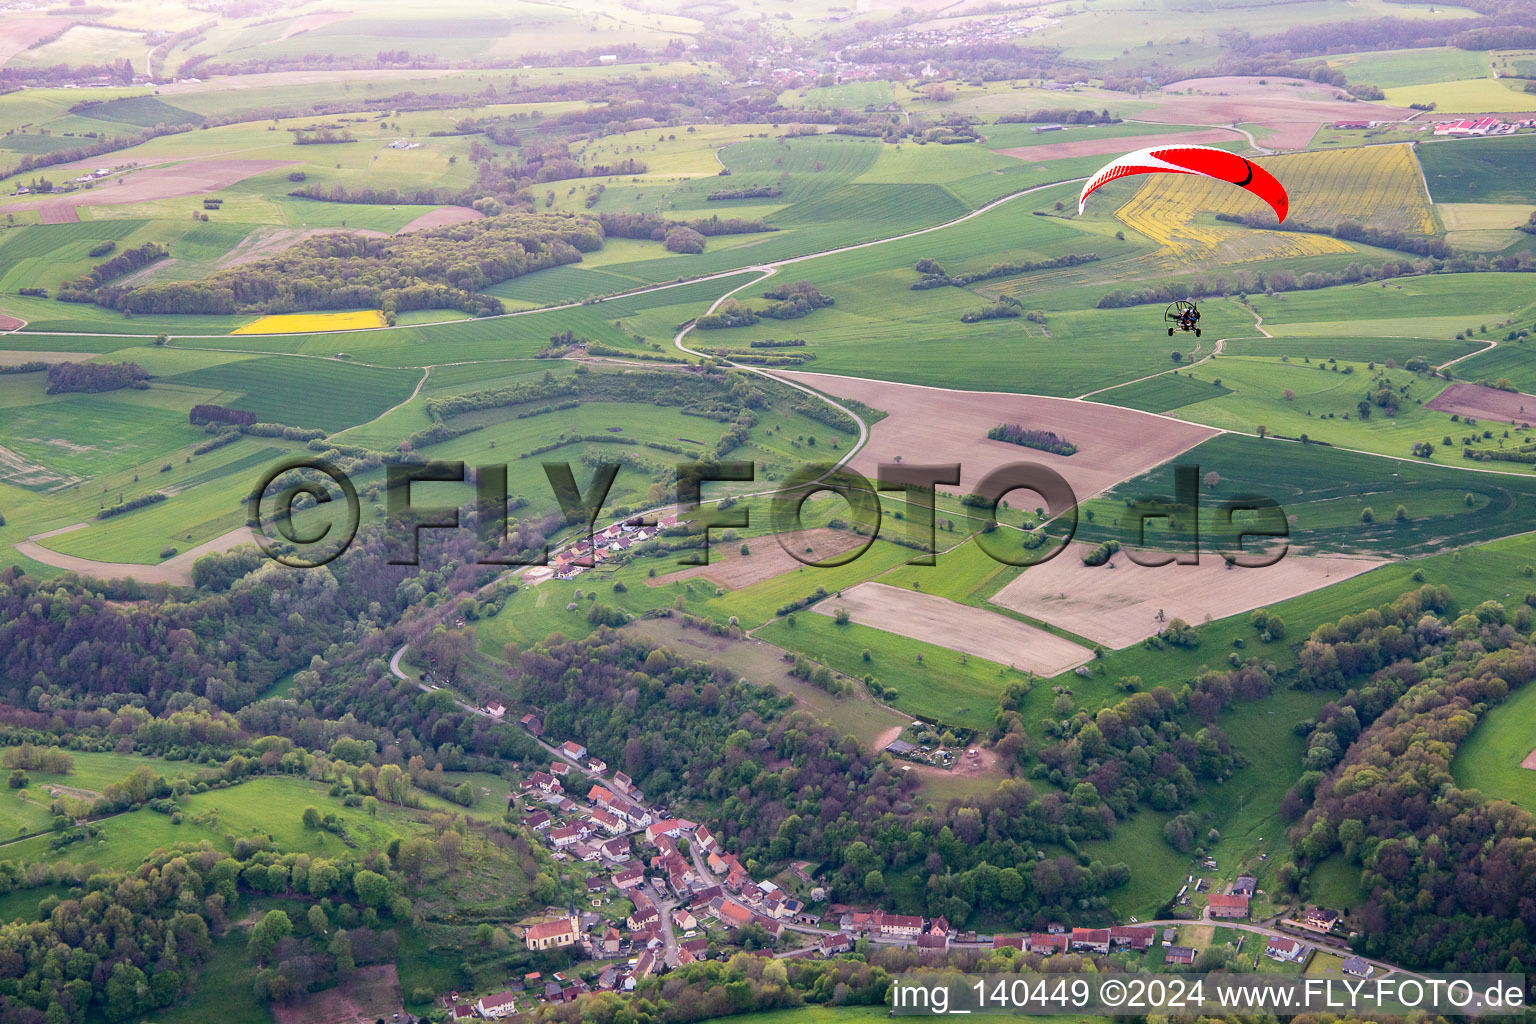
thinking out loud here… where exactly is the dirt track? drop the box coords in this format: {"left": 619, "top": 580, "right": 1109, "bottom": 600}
{"left": 1426, "top": 380, "right": 1536, "bottom": 426}
{"left": 991, "top": 542, "right": 1382, "bottom": 649}
{"left": 15, "top": 526, "right": 257, "bottom": 587}
{"left": 997, "top": 128, "right": 1237, "bottom": 162}
{"left": 813, "top": 581, "right": 1093, "bottom": 675}
{"left": 775, "top": 371, "right": 1219, "bottom": 505}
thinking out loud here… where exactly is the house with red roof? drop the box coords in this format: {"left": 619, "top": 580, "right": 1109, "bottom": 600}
{"left": 1207, "top": 893, "right": 1249, "bottom": 919}
{"left": 1071, "top": 927, "right": 1110, "bottom": 953}
{"left": 1030, "top": 933, "right": 1069, "bottom": 955}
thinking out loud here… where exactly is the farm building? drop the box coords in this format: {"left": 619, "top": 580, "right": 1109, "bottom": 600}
{"left": 1110, "top": 926, "right": 1154, "bottom": 950}
{"left": 1071, "top": 927, "right": 1110, "bottom": 953}
{"left": 1030, "top": 933, "right": 1069, "bottom": 955}
{"left": 1166, "top": 946, "right": 1196, "bottom": 965}
{"left": 1207, "top": 894, "right": 1249, "bottom": 918}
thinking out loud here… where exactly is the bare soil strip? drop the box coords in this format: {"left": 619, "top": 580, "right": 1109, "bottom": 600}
{"left": 814, "top": 581, "right": 1094, "bottom": 676}
{"left": 396, "top": 206, "right": 484, "bottom": 233}
{"left": 991, "top": 543, "right": 1383, "bottom": 649}
{"left": 1426, "top": 380, "right": 1536, "bottom": 426}
{"left": 774, "top": 370, "right": 1220, "bottom": 505}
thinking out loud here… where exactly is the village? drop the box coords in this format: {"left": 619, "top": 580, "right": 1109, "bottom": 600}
{"left": 426, "top": 704, "right": 1386, "bottom": 1020}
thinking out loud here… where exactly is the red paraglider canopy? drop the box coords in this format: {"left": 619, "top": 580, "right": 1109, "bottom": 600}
{"left": 1077, "top": 145, "right": 1289, "bottom": 223}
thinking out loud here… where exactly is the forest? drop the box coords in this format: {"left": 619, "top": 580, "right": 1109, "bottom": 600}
{"left": 98, "top": 213, "right": 604, "bottom": 316}
{"left": 0, "top": 842, "right": 414, "bottom": 1021}
{"left": 1277, "top": 589, "right": 1536, "bottom": 972}
{"left": 44, "top": 361, "right": 149, "bottom": 395}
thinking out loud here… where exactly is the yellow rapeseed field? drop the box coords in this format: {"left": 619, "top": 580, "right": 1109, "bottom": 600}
{"left": 1115, "top": 143, "right": 1435, "bottom": 268}
{"left": 232, "top": 310, "right": 388, "bottom": 335}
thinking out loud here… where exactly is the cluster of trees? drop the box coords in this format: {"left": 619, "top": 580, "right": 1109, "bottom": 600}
{"left": 45, "top": 361, "right": 149, "bottom": 395}
{"left": 190, "top": 403, "right": 257, "bottom": 428}
{"left": 961, "top": 297, "right": 1023, "bottom": 323}
{"left": 54, "top": 241, "right": 169, "bottom": 301}
{"left": 1027, "top": 662, "right": 1271, "bottom": 827}
{"left": 288, "top": 182, "right": 461, "bottom": 206}
{"left": 596, "top": 211, "right": 772, "bottom": 241}
{"left": 696, "top": 299, "right": 760, "bottom": 330}
{"left": 471, "top": 137, "right": 647, "bottom": 195}
{"left": 291, "top": 126, "right": 355, "bottom": 145}
{"left": 996, "top": 109, "right": 1116, "bottom": 124}
{"left": 708, "top": 185, "right": 781, "bottom": 201}
{"left": 1282, "top": 590, "right": 1536, "bottom": 972}
{"left": 759, "top": 281, "right": 834, "bottom": 320}
{"left": 697, "top": 284, "right": 835, "bottom": 329}
{"left": 101, "top": 213, "right": 602, "bottom": 316}
{"left": 0, "top": 851, "right": 218, "bottom": 1022}
{"left": 0, "top": 743, "right": 73, "bottom": 774}
{"left": 986, "top": 424, "right": 1077, "bottom": 456}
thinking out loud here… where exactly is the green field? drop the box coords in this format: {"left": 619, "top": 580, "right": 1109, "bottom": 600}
{"left": 1, "top": 775, "right": 427, "bottom": 872}
{"left": 1090, "top": 372, "right": 1236, "bottom": 413}
{"left": 1451, "top": 670, "right": 1536, "bottom": 809}
{"left": 1149, "top": 356, "right": 1497, "bottom": 466}
{"left": 1418, "top": 136, "right": 1536, "bottom": 204}
{"left": 162, "top": 356, "right": 422, "bottom": 432}
{"left": 755, "top": 613, "right": 1031, "bottom": 732}
{"left": 1384, "top": 76, "right": 1534, "bottom": 112}
{"left": 1455, "top": 341, "right": 1536, "bottom": 392}
{"left": 1072, "top": 431, "right": 1536, "bottom": 557}
{"left": 1312, "top": 46, "right": 1490, "bottom": 89}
